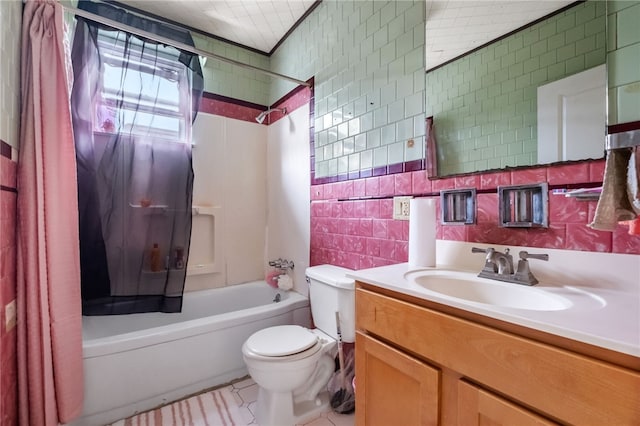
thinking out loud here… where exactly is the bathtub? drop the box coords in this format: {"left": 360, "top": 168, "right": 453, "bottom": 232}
{"left": 70, "top": 281, "right": 310, "bottom": 426}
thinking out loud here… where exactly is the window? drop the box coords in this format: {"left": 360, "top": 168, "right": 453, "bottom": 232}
{"left": 93, "top": 32, "right": 192, "bottom": 142}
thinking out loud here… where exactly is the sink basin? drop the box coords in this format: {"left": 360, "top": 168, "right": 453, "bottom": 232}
{"left": 404, "top": 270, "right": 573, "bottom": 311}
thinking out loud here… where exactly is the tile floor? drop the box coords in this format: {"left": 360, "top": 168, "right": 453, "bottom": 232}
{"left": 228, "top": 377, "right": 355, "bottom": 426}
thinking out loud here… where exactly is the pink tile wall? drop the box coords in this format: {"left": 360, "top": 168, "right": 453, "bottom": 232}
{"left": 0, "top": 149, "right": 17, "bottom": 426}
{"left": 310, "top": 159, "right": 640, "bottom": 270}
{"left": 199, "top": 95, "right": 266, "bottom": 122}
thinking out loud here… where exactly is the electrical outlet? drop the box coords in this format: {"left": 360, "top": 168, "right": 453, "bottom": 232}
{"left": 400, "top": 200, "right": 409, "bottom": 216}
{"left": 392, "top": 196, "right": 413, "bottom": 220}
{"left": 5, "top": 299, "right": 16, "bottom": 331}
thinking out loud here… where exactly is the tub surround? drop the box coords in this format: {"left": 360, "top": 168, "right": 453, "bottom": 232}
{"left": 266, "top": 101, "right": 312, "bottom": 296}
{"left": 188, "top": 86, "right": 312, "bottom": 294}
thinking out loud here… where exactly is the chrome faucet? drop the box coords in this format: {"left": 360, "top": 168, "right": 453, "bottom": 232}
{"left": 268, "top": 258, "right": 294, "bottom": 271}
{"left": 485, "top": 247, "right": 513, "bottom": 275}
{"left": 472, "top": 247, "right": 548, "bottom": 286}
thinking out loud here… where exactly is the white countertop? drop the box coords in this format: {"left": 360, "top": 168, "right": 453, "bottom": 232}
{"left": 348, "top": 263, "right": 640, "bottom": 358}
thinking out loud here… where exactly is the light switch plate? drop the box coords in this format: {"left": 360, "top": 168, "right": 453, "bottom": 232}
{"left": 392, "top": 196, "right": 413, "bottom": 220}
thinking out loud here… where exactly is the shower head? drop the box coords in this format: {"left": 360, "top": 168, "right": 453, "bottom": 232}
{"left": 255, "top": 107, "right": 286, "bottom": 124}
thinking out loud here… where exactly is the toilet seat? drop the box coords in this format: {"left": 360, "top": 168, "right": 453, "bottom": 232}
{"left": 244, "top": 325, "right": 321, "bottom": 361}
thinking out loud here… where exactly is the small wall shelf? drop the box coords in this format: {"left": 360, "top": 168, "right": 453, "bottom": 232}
{"left": 440, "top": 188, "right": 476, "bottom": 225}
{"left": 188, "top": 205, "right": 222, "bottom": 276}
{"left": 187, "top": 263, "right": 217, "bottom": 276}
{"left": 192, "top": 205, "right": 219, "bottom": 216}
{"left": 129, "top": 203, "right": 169, "bottom": 217}
{"left": 498, "top": 183, "right": 548, "bottom": 228}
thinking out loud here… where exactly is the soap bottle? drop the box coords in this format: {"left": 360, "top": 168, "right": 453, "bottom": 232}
{"left": 175, "top": 246, "right": 185, "bottom": 269}
{"left": 150, "top": 243, "right": 162, "bottom": 272}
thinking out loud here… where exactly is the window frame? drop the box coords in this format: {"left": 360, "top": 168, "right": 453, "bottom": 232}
{"left": 93, "top": 32, "right": 192, "bottom": 143}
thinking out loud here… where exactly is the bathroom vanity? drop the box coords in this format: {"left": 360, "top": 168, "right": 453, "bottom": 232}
{"left": 351, "top": 262, "right": 640, "bottom": 426}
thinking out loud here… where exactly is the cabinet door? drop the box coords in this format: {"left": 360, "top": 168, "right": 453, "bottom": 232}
{"left": 457, "top": 380, "right": 558, "bottom": 426}
{"left": 355, "top": 332, "right": 439, "bottom": 426}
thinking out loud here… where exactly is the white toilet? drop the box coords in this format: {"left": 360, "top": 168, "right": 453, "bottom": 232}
{"left": 242, "top": 264, "right": 355, "bottom": 426}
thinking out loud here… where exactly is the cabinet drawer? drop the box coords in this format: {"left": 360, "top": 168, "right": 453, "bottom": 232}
{"left": 356, "top": 288, "right": 640, "bottom": 425}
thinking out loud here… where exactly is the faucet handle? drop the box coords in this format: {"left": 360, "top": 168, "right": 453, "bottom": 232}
{"left": 472, "top": 247, "right": 499, "bottom": 274}
{"left": 518, "top": 251, "right": 549, "bottom": 261}
{"left": 514, "top": 251, "right": 548, "bottom": 285}
{"left": 269, "top": 258, "right": 294, "bottom": 270}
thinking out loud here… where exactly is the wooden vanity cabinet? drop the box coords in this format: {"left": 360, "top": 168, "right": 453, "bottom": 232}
{"left": 355, "top": 284, "right": 640, "bottom": 426}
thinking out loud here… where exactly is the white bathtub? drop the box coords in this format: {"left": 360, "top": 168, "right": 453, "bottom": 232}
{"left": 70, "top": 282, "right": 310, "bottom": 426}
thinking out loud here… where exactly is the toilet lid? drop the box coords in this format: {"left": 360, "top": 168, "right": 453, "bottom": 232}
{"left": 245, "top": 325, "right": 318, "bottom": 357}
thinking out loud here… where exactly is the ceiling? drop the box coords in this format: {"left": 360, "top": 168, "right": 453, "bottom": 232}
{"left": 425, "top": 1, "right": 575, "bottom": 69}
{"left": 116, "top": 0, "right": 317, "bottom": 54}
{"left": 115, "top": 0, "right": 576, "bottom": 62}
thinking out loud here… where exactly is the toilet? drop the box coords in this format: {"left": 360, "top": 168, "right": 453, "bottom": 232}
{"left": 242, "top": 264, "right": 355, "bottom": 426}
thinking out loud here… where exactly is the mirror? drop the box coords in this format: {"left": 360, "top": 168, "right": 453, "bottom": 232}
{"left": 425, "top": 1, "right": 606, "bottom": 177}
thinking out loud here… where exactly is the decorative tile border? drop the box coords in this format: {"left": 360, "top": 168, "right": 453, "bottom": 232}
{"left": 608, "top": 120, "right": 640, "bottom": 134}
{"left": 199, "top": 92, "right": 266, "bottom": 122}
{"left": 312, "top": 159, "right": 425, "bottom": 185}
{"left": 310, "top": 159, "right": 640, "bottom": 270}
{"left": 199, "top": 80, "right": 313, "bottom": 127}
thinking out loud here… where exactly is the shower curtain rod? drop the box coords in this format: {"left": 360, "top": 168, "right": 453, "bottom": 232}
{"left": 63, "top": 4, "right": 311, "bottom": 87}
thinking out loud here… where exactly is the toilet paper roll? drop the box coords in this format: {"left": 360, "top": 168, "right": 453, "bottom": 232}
{"left": 408, "top": 198, "right": 437, "bottom": 268}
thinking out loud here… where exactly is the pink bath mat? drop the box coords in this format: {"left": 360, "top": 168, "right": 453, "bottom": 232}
{"left": 109, "top": 387, "right": 246, "bottom": 425}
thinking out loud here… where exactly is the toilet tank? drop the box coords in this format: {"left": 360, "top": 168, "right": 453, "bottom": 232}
{"left": 305, "top": 265, "right": 355, "bottom": 343}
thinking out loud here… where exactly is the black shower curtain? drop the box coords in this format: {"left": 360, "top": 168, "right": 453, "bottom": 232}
{"left": 70, "top": 1, "right": 203, "bottom": 315}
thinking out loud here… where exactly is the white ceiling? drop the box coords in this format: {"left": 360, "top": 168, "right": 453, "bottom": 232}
{"left": 116, "top": 0, "right": 317, "bottom": 54}
{"left": 116, "top": 0, "right": 576, "bottom": 62}
{"left": 426, "top": 1, "right": 575, "bottom": 69}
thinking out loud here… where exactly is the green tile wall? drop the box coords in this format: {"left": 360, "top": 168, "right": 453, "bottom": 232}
{"left": 192, "top": 34, "right": 271, "bottom": 106}
{"left": 426, "top": 1, "right": 606, "bottom": 176}
{"left": 607, "top": 1, "right": 640, "bottom": 125}
{"left": 270, "top": 1, "right": 426, "bottom": 178}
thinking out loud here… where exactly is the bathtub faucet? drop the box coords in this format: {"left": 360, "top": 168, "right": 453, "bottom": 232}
{"left": 269, "top": 258, "right": 294, "bottom": 271}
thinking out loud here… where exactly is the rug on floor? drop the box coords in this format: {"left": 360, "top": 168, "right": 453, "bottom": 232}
{"left": 110, "top": 387, "right": 246, "bottom": 426}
